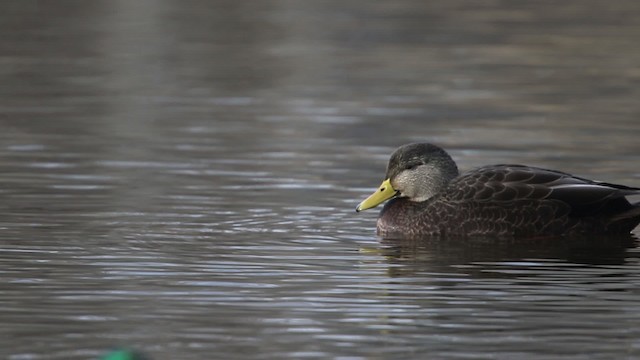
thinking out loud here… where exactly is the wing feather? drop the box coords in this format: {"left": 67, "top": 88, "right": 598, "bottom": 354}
{"left": 444, "top": 165, "right": 640, "bottom": 209}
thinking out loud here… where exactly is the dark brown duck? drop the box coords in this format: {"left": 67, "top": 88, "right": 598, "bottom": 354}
{"left": 356, "top": 143, "right": 640, "bottom": 238}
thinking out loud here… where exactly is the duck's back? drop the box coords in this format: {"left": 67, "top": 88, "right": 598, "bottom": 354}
{"left": 377, "top": 165, "right": 640, "bottom": 238}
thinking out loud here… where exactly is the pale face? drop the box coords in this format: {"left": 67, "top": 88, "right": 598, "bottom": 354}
{"left": 391, "top": 163, "right": 451, "bottom": 202}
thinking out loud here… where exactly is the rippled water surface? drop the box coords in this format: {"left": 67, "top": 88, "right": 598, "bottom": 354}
{"left": 2, "top": 1, "right": 640, "bottom": 359}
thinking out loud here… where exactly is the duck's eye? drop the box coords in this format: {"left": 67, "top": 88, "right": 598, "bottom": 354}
{"left": 405, "top": 164, "right": 418, "bottom": 170}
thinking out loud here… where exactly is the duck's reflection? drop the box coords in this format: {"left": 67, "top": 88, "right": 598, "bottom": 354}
{"left": 375, "top": 235, "right": 638, "bottom": 279}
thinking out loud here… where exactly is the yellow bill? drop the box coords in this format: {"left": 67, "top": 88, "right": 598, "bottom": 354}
{"left": 356, "top": 179, "right": 398, "bottom": 212}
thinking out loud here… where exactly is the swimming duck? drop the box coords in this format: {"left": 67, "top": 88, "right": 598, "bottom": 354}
{"left": 356, "top": 143, "right": 640, "bottom": 238}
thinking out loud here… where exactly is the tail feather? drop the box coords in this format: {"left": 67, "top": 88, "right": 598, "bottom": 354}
{"left": 607, "top": 203, "right": 640, "bottom": 233}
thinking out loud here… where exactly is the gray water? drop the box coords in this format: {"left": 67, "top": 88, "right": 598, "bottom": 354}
{"left": 2, "top": 1, "right": 640, "bottom": 359}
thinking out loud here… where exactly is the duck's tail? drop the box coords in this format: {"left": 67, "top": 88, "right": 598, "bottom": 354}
{"left": 607, "top": 202, "right": 640, "bottom": 234}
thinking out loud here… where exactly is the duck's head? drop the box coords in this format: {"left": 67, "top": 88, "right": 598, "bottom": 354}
{"left": 356, "top": 143, "right": 459, "bottom": 212}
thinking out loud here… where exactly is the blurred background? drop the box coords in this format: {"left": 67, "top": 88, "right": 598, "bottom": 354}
{"left": 1, "top": 1, "right": 640, "bottom": 359}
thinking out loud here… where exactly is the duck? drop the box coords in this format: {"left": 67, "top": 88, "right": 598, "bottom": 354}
{"left": 356, "top": 143, "right": 640, "bottom": 239}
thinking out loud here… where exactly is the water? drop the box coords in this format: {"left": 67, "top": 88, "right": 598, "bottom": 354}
{"left": 1, "top": 1, "right": 640, "bottom": 359}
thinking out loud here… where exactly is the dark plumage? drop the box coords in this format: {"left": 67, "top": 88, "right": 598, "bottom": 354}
{"left": 356, "top": 143, "right": 640, "bottom": 239}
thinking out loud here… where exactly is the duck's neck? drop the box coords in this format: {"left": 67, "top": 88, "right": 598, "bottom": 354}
{"left": 377, "top": 198, "right": 436, "bottom": 237}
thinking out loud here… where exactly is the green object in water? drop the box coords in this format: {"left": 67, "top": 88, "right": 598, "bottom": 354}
{"left": 101, "top": 349, "right": 148, "bottom": 360}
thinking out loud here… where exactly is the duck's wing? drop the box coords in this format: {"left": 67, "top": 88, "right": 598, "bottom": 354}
{"left": 445, "top": 165, "right": 640, "bottom": 209}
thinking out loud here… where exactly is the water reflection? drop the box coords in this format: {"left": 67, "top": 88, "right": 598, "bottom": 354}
{"left": 382, "top": 234, "right": 637, "bottom": 265}
{"left": 379, "top": 235, "right": 638, "bottom": 278}
{"left": 2, "top": 0, "right": 640, "bottom": 359}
